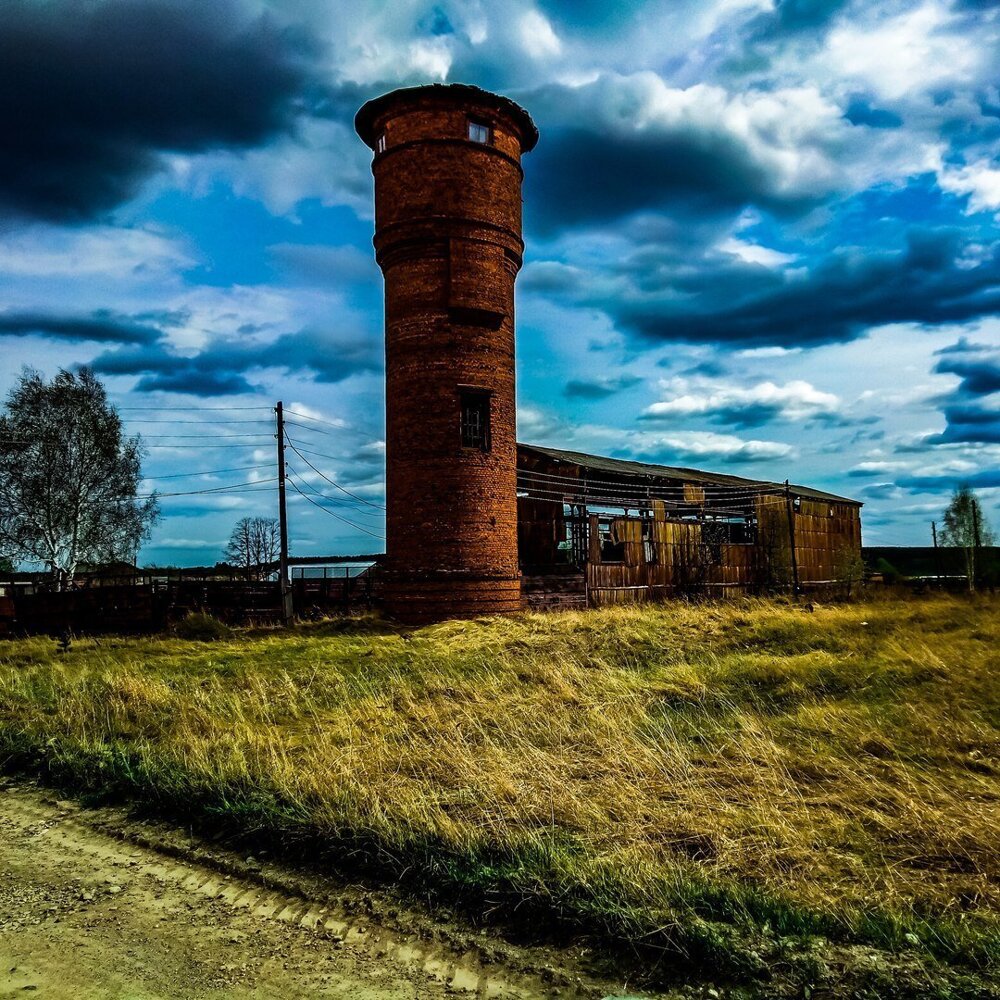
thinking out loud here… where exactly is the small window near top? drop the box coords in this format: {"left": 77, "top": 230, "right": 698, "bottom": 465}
{"left": 376, "top": 134, "right": 387, "bottom": 153}
{"left": 459, "top": 390, "right": 491, "bottom": 451}
{"left": 468, "top": 120, "right": 491, "bottom": 144}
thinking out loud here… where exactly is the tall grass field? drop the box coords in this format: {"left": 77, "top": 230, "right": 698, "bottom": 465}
{"left": 1, "top": 596, "right": 997, "bottom": 997}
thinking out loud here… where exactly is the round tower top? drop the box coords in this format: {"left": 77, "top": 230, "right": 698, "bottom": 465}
{"left": 355, "top": 83, "right": 538, "bottom": 154}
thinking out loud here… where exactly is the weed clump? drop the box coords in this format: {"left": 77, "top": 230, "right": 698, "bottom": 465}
{"left": 172, "top": 612, "right": 231, "bottom": 641}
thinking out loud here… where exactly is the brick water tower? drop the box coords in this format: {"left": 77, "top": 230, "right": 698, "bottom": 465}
{"left": 355, "top": 84, "right": 537, "bottom": 622}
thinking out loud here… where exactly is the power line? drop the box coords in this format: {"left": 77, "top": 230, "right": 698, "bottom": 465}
{"left": 141, "top": 464, "right": 271, "bottom": 481}
{"left": 285, "top": 463, "right": 386, "bottom": 520}
{"left": 124, "top": 418, "right": 272, "bottom": 425}
{"left": 285, "top": 459, "right": 384, "bottom": 512}
{"left": 284, "top": 437, "right": 386, "bottom": 510}
{"left": 285, "top": 471, "right": 385, "bottom": 539}
{"left": 283, "top": 418, "right": 380, "bottom": 441}
{"left": 284, "top": 409, "right": 350, "bottom": 429}
{"left": 139, "top": 433, "right": 274, "bottom": 440}
{"left": 283, "top": 439, "right": 361, "bottom": 463}
{"left": 140, "top": 477, "right": 279, "bottom": 500}
{"left": 145, "top": 443, "right": 274, "bottom": 450}
{"left": 517, "top": 466, "right": 782, "bottom": 497}
{"left": 517, "top": 479, "right": 791, "bottom": 505}
{"left": 116, "top": 405, "right": 271, "bottom": 412}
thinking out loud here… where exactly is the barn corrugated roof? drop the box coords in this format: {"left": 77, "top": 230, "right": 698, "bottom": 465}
{"left": 517, "top": 444, "right": 863, "bottom": 507}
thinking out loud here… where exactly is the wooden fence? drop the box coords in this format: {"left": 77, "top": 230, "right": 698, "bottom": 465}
{"left": 1, "top": 572, "right": 380, "bottom": 636}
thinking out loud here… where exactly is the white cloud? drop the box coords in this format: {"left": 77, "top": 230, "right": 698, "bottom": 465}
{"left": 849, "top": 461, "right": 911, "bottom": 474}
{"left": 408, "top": 36, "right": 453, "bottom": 79}
{"left": 539, "top": 70, "right": 934, "bottom": 204}
{"left": 815, "top": 3, "right": 982, "bottom": 101}
{"left": 519, "top": 10, "right": 562, "bottom": 59}
{"left": 644, "top": 378, "right": 840, "bottom": 423}
{"left": 736, "top": 346, "right": 803, "bottom": 358}
{"left": 718, "top": 237, "right": 797, "bottom": 268}
{"left": 0, "top": 225, "right": 194, "bottom": 279}
{"left": 618, "top": 428, "right": 794, "bottom": 462}
{"left": 938, "top": 159, "right": 1000, "bottom": 215}
{"left": 176, "top": 118, "right": 373, "bottom": 220}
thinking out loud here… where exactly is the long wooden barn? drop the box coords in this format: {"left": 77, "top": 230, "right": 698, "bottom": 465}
{"left": 516, "top": 444, "right": 863, "bottom": 609}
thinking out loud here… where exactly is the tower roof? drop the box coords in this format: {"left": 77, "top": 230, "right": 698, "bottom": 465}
{"left": 355, "top": 83, "right": 539, "bottom": 153}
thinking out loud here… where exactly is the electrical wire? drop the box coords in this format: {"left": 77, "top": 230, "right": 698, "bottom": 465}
{"left": 116, "top": 405, "right": 271, "bottom": 412}
{"left": 145, "top": 443, "right": 274, "bottom": 449}
{"left": 138, "top": 476, "right": 279, "bottom": 500}
{"left": 124, "top": 418, "right": 272, "bottom": 425}
{"left": 283, "top": 460, "right": 385, "bottom": 520}
{"left": 284, "top": 409, "right": 350, "bottom": 429}
{"left": 141, "top": 464, "right": 272, "bottom": 481}
{"left": 285, "top": 471, "right": 385, "bottom": 539}
{"left": 283, "top": 439, "right": 364, "bottom": 463}
{"left": 515, "top": 474, "right": 786, "bottom": 506}
{"left": 517, "top": 465, "right": 785, "bottom": 498}
{"left": 284, "top": 436, "right": 386, "bottom": 510}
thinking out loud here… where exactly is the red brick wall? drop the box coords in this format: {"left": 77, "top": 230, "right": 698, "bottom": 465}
{"left": 357, "top": 86, "right": 536, "bottom": 621}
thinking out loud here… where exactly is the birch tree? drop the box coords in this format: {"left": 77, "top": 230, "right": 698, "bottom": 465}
{"left": 940, "top": 485, "right": 994, "bottom": 592}
{"left": 224, "top": 516, "right": 280, "bottom": 580}
{"left": 0, "top": 368, "right": 159, "bottom": 587}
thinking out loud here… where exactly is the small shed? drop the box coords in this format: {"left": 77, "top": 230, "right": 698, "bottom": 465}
{"left": 516, "top": 444, "right": 862, "bottom": 608}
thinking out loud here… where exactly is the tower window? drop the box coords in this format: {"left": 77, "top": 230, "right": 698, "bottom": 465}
{"left": 376, "top": 133, "right": 387, "bottom": 153}
{"left": 467, "top": 120, "right": 491, "bottom": 144}
{"left": 459, "top": 389, "right": 491, "bottom": 451}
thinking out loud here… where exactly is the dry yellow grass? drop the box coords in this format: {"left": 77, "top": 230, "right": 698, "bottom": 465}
{"left": 0, "top": 595, "right": 997, "bottom": 991}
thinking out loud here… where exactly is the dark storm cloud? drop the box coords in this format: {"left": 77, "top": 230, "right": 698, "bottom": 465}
{"left": 91, "top": 328, "right": 381, "bottom": 396}
{"left": 935, "top": 342, "right": 1000, "bottom": 395}
{"left": 137, "top": 370, "right": 259, "bottom": 396}
{"left": 525, "top": 124, "right": 806, "bottom": 236}
{"left": 602, "top": 228, "right": 1000, "bottom": 348}
{"left": 563, "top": 375, "right": 642, "bottom": 399}
{"left": 897, "top": 469, "right": 1000, "bottom": 492}
{"left": 0, "top": 310, "right": 163, "bottom": 344}
{"left": 0, "top": 0, "right": 315, "bottom": 221}
{"left": 924, "top": 410, "right": 1000, "bottom": 445}
{"left": 927, "top": 338, "right": 1000, "bottom": 445}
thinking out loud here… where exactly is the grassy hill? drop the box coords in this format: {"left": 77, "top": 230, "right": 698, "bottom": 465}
{"left": 1, "top": 596, "right": 997, "bottom": 997}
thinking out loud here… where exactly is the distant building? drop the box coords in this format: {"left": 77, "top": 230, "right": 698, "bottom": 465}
{"left": 357, "top": 85, "right": 861, "bottom": 622}
{"left": 516, "top": 445, "right": 862, "bottom": 609}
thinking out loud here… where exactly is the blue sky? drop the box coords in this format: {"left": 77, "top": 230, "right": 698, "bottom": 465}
{"left": 2, "top": 0, "right": 999, "bottom": 565}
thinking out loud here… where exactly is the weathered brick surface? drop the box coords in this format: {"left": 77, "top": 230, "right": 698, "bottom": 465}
{"left": 356, "top": 85, "right": 537, "bottom": 622}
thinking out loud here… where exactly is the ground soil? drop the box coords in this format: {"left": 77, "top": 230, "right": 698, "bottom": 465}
{"left": 0, "top": 780, "right": 656, "bottom": 1000}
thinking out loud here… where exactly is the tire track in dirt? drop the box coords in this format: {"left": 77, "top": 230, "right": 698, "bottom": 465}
{"left": 0, "top": 781, "right": 654, "bottom": 999}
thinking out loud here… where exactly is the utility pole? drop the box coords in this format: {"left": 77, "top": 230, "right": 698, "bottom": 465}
{"left": 784, "top": 480, "right": 800, "bottom": 598}
{"left": 971, "top": 499, "right": 981, "bottom": 592}
{"left": 931, "top": 520, "right": 942, "bottom": 589}
{"left": 275, "top": 401, "right": 293, "bottom": 625}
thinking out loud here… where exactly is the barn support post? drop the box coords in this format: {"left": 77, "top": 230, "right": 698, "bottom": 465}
{"left": 784, "top": 480, "right": 800, "bottom": 597}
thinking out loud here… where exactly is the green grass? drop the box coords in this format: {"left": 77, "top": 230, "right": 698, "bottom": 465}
{"left": 1, "top": 595, "right": 998, "bottom": 996}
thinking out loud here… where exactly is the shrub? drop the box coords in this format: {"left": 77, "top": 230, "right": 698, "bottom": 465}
{"left": 875, "top": 558, "right": 902, "bottom": 584}
{"left": 173, "top": 612, "right": 231, "bottom": 641}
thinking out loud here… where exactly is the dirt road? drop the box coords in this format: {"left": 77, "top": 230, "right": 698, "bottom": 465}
{"left": 0, "top": 781, "right": 652, "bottom": 999}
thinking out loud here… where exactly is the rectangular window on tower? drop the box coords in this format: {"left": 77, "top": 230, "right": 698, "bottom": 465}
{"left": 468, "top": 119, "right": 491, "bottom": 144}
{"left": 459, "top": 389, "right": 491, "bottom": 451}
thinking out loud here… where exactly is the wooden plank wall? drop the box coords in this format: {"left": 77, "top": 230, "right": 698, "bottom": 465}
{"left": 585, "top": 500, "right": 862, "bottom": 606}
{"left": 515, "top": 451, "right": 862, "bottom": 606}
{"left": 794, "top": 500, "right": 862, "bottom": 585}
